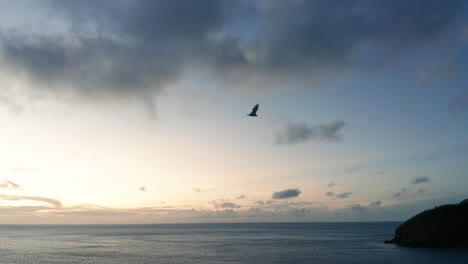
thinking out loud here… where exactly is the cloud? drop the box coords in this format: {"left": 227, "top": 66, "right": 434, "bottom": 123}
{"left": 345, "top": 165, "right": 364, "bottom": 174}
{"left": 335, "top": 192, "right": 353, "bottom": 199}
{"left": 350, "top": 204, "right": 366, "bottom": 214}
{"left": 1, "top": 193, "right": 467, "bottom": 224}
{"left": 193, "top": 187, "right": 216, "bottom": 193}
{"left": 211, "top": 201, "right": 240, "bottom": 209}
{"left": 235, "top": 194, "right": 246, "bottom": 199}
{"left": 254, "top": 200, "right": 265, "bottom": 205}
{"left": 326, "top": 191, "right": 353, "bottom": 199}
{"left": 369, "top": 200, "right": 382, "bottom": 207}
{"left": 0, "top": 194, "right": 61, "bottom": 207}
{"left": 219, "top": 202, "right": 240, "bottom": 209}
{"left": 412, "top": 176, "right": 430, "bottom": 184}
{"left": 139, "top": 186, "right": 146, "bottom": 192}
{"left": 0, "top": 0, "right": 461, "bottom": 113}
{"left": 257, "top": 0, "right": 462, "bottom": 72}
{"left": 0, "top": 0, "right": 236, "bottom": 114}
{"left": 289, "top": 208, "right": 313, "bottom": 218}
{"left": 327, "top": 181, "right": 336, "bottom": 187}
{"left": 393, "top": 188, "right": 408, "bottom": 198}
{"left": 0, "top": 180, "right": 22, "bottom": 190}
{"left": 276, "top": 120, "right": 346, "bottom": 145}
{"left": 272, "top": 188, "right": 301, "bottom": 199}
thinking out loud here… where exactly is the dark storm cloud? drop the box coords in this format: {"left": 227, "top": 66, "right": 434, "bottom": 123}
{"left": 335, "top": 192, "right": 353, "bottom": 199}
{"left": 0, "top": 0, "right": 463, "bottom": 109}
{"left": 412, "top": 176, "right": 430, "bottom": 184}
{"left": 0, "top": 0, "right": 241, "bottom": 103}
{"left": 272, "top": 188, "right": 301, "bottom": 199}
{"left": 259, "top": 0, "right": 462, "bottom": 72}
{"left": 276, "top": 120, "right": 346, "bottom": 145}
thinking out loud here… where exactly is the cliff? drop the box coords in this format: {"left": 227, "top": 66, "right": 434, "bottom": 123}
{"left": 385, "top": 199, "right": 468, "bottom": 248}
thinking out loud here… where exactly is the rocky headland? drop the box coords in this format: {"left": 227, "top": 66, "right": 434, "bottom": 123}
{"left": 385, "top": 199, "right": 468, "bottom": 248}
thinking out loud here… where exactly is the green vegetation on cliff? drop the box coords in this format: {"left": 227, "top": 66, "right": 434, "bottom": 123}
{"left": 386, "top": 199, "right": 468, "bottom": 248}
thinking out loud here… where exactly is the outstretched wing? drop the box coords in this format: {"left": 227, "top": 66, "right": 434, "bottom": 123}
{"left": 252, "top": 104, "right": 259, "bottom": 114}
{"left": 247, "top": 104, "right": 259, "bottom": 116}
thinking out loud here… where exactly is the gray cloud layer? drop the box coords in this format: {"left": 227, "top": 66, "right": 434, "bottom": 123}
{"left": 0, "top": 0, "right": 463, "bottom": 109}
{"left": 272, "top": 188, "right": 301, "bottom": 199}
{"left": 276, "top": 120, "right": 346, "bottom": 145}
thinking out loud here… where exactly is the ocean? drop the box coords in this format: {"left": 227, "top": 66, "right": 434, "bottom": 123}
{"left": 0, "top": 222, "right": 467, "bottom": 263}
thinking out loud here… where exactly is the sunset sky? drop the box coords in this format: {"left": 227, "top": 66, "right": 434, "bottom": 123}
{"left": 0, "top": 0, "right": 467, "bottom": 224}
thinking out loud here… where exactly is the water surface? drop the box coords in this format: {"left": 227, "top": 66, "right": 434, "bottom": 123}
{"left": 0, "top": 222, "right": 467, "bottom": 263}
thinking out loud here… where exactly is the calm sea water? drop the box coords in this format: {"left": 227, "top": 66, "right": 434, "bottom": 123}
{"left": 0, "top": 222, "right": 467, "bottom": 264}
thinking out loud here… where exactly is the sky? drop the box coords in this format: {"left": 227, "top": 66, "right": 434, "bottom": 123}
{"left": 0, "top": 0, "right": 467, "bottom": 224}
